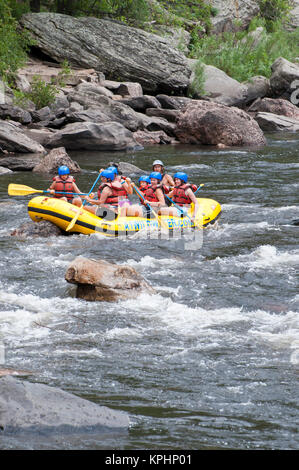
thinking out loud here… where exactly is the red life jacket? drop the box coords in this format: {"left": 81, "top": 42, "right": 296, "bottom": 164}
{"left": 172, "top": 184, "right": 193, "bottom": 206}
{"left": 98, "top": 182, "right": 128, "bottom": 206}
{"left": 139, "top": 184, "right": 149, "bottom": 195}
{"left": 143, "top": 184, "right": 161, "bottom": 204}
{"left": 53, "top": 176, "right": 75, "bottom": 201}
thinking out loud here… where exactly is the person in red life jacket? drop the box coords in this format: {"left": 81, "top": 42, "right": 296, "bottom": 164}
{"left": 160, "top": 172, "right": 199, "bottom": 221}
{"left": 152, "top": 160, "right": 174, "bottom": 189}
{"left": 48, "top": 165, "right": 83, "bottom": 207}
{"left": 138, "top": 175, "right": 151, "bottom": 194}
{"left": 142, "top": 172, "right": 166, "bottom": 211}
{"left": 106, "top": 166, "right": 133, "bottom": 195}
{"left": 85, "top": 169, "right": 143, "bottom": 218}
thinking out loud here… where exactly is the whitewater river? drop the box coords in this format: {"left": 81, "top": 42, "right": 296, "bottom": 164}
{"left": 0, "top": 132, "right": 298, "bottom": 450}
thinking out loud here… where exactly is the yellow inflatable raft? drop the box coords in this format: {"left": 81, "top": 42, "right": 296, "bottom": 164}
{"left": 28, "top": 196, "right": 221, "bottom": 237}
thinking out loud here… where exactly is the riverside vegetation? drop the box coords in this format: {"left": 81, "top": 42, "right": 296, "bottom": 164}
{"left": 1, "top": 0, "right": 298, "bottom": 106}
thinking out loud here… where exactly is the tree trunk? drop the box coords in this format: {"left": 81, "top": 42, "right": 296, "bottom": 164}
{"left": 55, "top": 0, "right": 75, "bottom": 15}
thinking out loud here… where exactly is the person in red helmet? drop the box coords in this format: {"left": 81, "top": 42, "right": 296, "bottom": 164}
{"left": 48, "top": 165, "right": 83, "bottom": 207}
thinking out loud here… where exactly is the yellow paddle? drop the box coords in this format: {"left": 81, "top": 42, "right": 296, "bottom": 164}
{"left": 8, "top": 184, "right": 87, "bottom": 197}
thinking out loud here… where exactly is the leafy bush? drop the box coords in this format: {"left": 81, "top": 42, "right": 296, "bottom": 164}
{"left": 188, "top": 60, "right": 206, "bottom": 97}
{"left": 259, "top": 0, "right": 292, "bottom": 32}
{"left": 0, "top": 0, "right": 33, "bottom": 83}
{"left": 189, "top": 24, "right": 299, "bottom": 82}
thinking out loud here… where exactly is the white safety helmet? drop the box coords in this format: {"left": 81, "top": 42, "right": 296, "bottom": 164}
{"left": 152, "top": 160, "right": 164, "bottom": 168}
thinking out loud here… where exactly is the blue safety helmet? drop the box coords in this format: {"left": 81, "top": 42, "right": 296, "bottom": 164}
{"left": 106, "top": 166, "right": 118, "bottom": 175}
{"left": 101, "top": 169, "right": 115, "bottom": 181}
{"left": 139, "top": 175, "right": 151, "bottom": 184}
{"left": 149, "top": 171, "right": 162, "bottom": 181}
{"left": 58, "top": 165, "right": 70, "bottom": 176}
{"left": 174, "top": 172, "right": 188, "bottom": 183}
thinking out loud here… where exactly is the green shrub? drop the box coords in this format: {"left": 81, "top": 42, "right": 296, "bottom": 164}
{"left": 26, "top": 75, "right": 58, "bottom": 109}
{"left": 189, "top": 24, "right": 299, "bottom": 82}
{"left": 259, "top": 0, "right": 292, "bottom": 32}
{"left": 188, "top": 60, "right": 206, "bottom": 97}
{"left": 0, "top": 0, "right": 33, "bottom": 83}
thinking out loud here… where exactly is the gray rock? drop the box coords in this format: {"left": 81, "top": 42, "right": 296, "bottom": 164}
{"left": 270, "top": 57, "right": 299, "bottom": 98}
{"left": 156, "top": 94, "right": 194, "bottom": 110}
{"left": 110, "top": 161, "right": 145, "bottom": 175}
{"left": 210, "top": 0, "right": 260, "bottom": 33}
{"left": 32, "top": 106, "right": 55, "bottom": 123}
{"left": 65, "top": 106, "right": 111, "bottom": 124}
{"left": 67, "top": 92, "right": 144, "bottom": 132}
{"left": 0, "top": 153, "right": 43, "bottom": 171}
{"left": 243, "top": 76, "right": 271, "bottom": 103}
{"left": 116, "top": 82, "right": 143, "bottom": 98}
{"left": 0, "top": 375, "right": 129, "bottom": 432}
{"left": 0, "top": 104, "right": 32, "bottom": 125}
{"left": 33, "top": 146, "right": 81, "bottom": 173}
{"left": 10, "top": 220, "right": 64, "bottom": 237}
{"left": 0, "top": 121, "right": 45, "bottom": 154}
{"left": 247, "top": 97, "right": 299, "bottom": 119}
{"left": 202, "top": 64, "right": 248, "bottom": 107}
{"left": 255, "top": 112, "right": 299, "bottom": 131}
{"left": 289, "top": 0, "right": 299, "bottom": 29}
{"left": 20, "top": 13, "right": 191, "bottom": 94}
{"left": 45, "top": 121, "right": 139, "bottom": 151}
{"left": 152, "top": 25, "right": 191, "bottom": 55}
{"left": 0, "top": 166, "right": 13, "bottom": 175}
{"left": 65, "top": 257, "right": 155, "bottom": 302}
{"left": 118, "top": 95, "right": 161, "bottom": 112}
{"left": 145, "top": 108, "right": 180, "bottom": 122}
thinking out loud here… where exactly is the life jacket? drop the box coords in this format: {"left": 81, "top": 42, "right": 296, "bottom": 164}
{"left": 172, "top": 184, "right": 193, "bottom": 206}
{"left": 53, "top": 176, "right": 75, "bottom": 201}
{"left": 98, "top": 182, "right": 128, "bottom": 206}
{"left": 139, "top": 184, "right": 149, "bottom": 195}
{"left": 143, "top": 184, "right": 161, "bottom": 204}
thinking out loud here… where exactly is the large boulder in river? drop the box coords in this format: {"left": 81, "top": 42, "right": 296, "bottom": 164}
{"left": 0, "top": 121, "right": 45, "bottom": 154}
{"left": 175, "top": 100, "right": 266, "bottom": 147}
{"left": 33, "top": 146, "right": 81, "bottom": 173}
{"left": 45, "top": 121, "right": 139, "bottom": 151}
{"left": 65, "top": 257, "right": 155, "bottom": 302}
{"left": 20, "top": 13, "right": 191, "bottom": 94}
{"left": 0, "top": 375, "right": 129, "bottom": 433}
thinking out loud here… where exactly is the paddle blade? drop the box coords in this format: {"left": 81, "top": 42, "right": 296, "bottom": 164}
{"left": 8, "top": 184, "right": 44, "bottom": 196}
{"left": 65, "top": 205, "right": 83, "bottom": 232}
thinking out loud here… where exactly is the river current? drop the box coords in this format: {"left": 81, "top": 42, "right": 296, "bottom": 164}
{"left": 0, "top": 133, "right": 298, "bottom": 450}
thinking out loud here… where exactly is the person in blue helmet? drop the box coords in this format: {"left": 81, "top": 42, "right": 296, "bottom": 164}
{"left": 85, "top": 169, "right": 143, "bottom": 217}
{"left": 48, "top": 165, "right": 83, "bottom": 207}
{"left": 142, "top": 172, "right": 166, "bottom": 209}
{"left": 138, "top": 175, "right": 151, "bottom": 195}
{"left": 159, "top": 172, "right": 199, "bottom": 220}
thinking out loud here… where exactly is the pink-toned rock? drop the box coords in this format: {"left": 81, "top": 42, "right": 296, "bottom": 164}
{"left": 65, "top": 257, "right": 155, "bottom": 302}
{"left": 175, "top": 100, "right": 266, "bottom": 147}
{"left": 33, "top": 146, "right": 81, "bottom": 173}
{"left": 247, "top": 98, "right": 299, "bottom": 120}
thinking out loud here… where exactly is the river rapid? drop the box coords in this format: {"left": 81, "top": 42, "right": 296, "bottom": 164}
{"left": 0, "top": 133, "right": 298, "bottom": 450}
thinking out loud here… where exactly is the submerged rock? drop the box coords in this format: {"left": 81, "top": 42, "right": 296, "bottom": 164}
{"left": 11, "top": 220, "right": 63, "bottom": 238}
{"left": 175, "top": 100, "right": 266, "bottom": 147}
{"left": 65, "top": 257, "right": 155, "bottom": 302}
{"left": 0, "top": 375, "right": 129, "bottom": 433}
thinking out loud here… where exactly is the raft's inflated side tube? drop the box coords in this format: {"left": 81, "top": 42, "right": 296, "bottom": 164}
{"left": 28, "top": 196, "right": 222, "bottom": 236}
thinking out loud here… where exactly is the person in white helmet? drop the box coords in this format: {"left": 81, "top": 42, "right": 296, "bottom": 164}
{"left": 152, "top": 160, "right": 174, "bottom": 188}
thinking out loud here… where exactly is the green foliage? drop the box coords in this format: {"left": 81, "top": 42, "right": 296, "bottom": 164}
{"left": 13, "top": 60, "right": 72, "bottom": 109}
{"left": 7, "top": 0, "right": 30, "bottom": 19}
{"left": 189, "top": 23, "right": 299, "bottom": 82}
{"left": 25, "top": 75, "right": 58, "bottom": 109}
{"left": 259, "top": 0, "right": 292, "bottom": 32}
{"left": 0, "top": 0, "right": 33, "bottom": 83}
{"left": 188, "top": 60, "right": 206, "bottom": 97}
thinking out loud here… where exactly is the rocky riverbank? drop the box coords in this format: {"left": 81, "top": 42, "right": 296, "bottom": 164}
{"left": 0, "top": 11, "right": 298, "bottom": 174}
